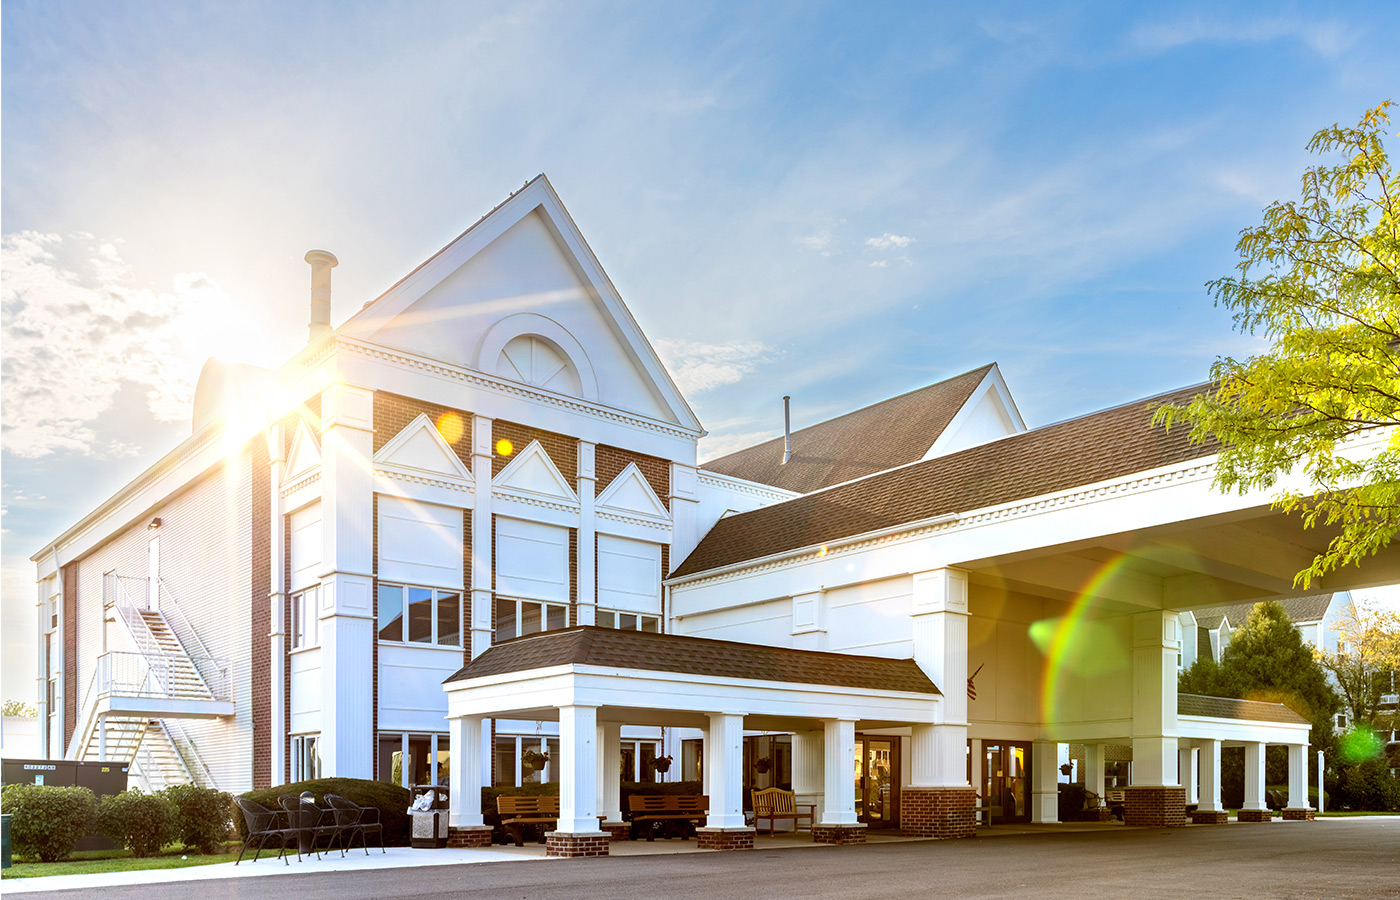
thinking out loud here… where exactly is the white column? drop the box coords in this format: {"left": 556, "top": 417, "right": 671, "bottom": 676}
{"left": 576, "top": 442, "right": 597, "bottom": 626}
{"left": 267, "top": 423, "right": 286, "bottom": 785}
{"left": 911, "top": 569, "right": 971, "bottom": 786}
{"left": 792, "top": 729, "right": 825, "bottom": 825}
{"left": 1179, "top": 745, "right": 1199, "bottom": 805}
{"left": 1031, "top": 740, "right": 1058, "bottom": 823}
{"left": 448, "top": 715, "right": 483, "bottom": 827}
{"left": 318, "top": 383, "right": 375, "bottom": 779}
{"left": 706, "top": 713, "right": 747, "bottom": 828}
{"left": 1287, "top": 743, "right": 1309, "bottom": 809}
{"left": 1317, "top": 751, "right": 1325, "bottom": 814}
{"left": 1242, "top": 741, "right": 1267, "bottom": 811}
{"left": 668, "top": 464, "right": 700, "bottom": 566}
{"left": 1130, "top": 611, "right": 1180, "bottom": 786}
{"left": 557, "top": 705, "right": 600, "bottom": 833}
{"left": 821, "top": 718, "right": 858, "bottom": 826}
{"left": 97, "top": 713, "right": 107, "bottom": 760}
{"left": 1085, "top": 743, "right": 1106, "bottom": 802}
{"left": 1197, "top": 739, "right": 1223, "bottom": 812}
{"left": 469, "top": 417, "right": 494, "bottom": 658}
{"left": 598, "top": 722, "right": 622, "bottom": 823}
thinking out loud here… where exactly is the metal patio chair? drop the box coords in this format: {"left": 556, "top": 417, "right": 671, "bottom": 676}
{"left": 234, "top": 797, "right": 305, "bottom": 865}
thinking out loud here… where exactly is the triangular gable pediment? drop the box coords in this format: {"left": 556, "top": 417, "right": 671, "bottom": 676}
{"left": 336, "top": 175, "right": 702, "bottom": 434}
{"left": 493, "top": 440, "right": 578, "bottom": 503}
{"left": 924, "top": 363, "right": 1027, "bottom": 460}
{"left": 285, "top": 419, "right": 321, "bottom": 481}
{"left": 596, "top": 463, "right": 670, "bottom": 522}
{"left": 372, "top": 414, "right": 474, "bottom": 486}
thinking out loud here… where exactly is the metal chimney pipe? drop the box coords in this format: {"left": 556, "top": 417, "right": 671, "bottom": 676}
{"left": 782, "top": 395, "right": 792, "bottom": 465}
{"left": 304, "top": 249, "right": 339, "bottom": 343}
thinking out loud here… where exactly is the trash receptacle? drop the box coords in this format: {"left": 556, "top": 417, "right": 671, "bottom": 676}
{"left": 409, "top": 785, "right": 449, "bottom": 849}
{"left": 3, "top": 813, "right": 13, "bottom": 869}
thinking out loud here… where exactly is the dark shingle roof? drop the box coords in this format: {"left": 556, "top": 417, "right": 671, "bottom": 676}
{"left": 674, "top": 384, "right": 1215, "bottom": 578}
{"left": 1188, "top": 595, "right": 1335, "bottom": 631}
{"left": 444, "top": 627, "right": 940, "bottom": 695}
{"left": 1178, "top": 693, "right": 1311, "bottom": 725}
{"left": 701, "top": 365, "right": 996, "bottom": 494}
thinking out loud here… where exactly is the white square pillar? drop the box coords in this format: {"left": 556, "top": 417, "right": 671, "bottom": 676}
{"left": 469, "top": 416, "right": 494, "bottom": 658}
{"left": 1031, "top": 740, "right": 1058, "bottom": 823}
{"left": 1198, "top": 739, "right": 1223, "bottom": 812}
{"left": 706, "top": 713, "right": 747, "bottom": 828}
{"left": 821, "top": 718, "right": 858, "bottom": 826}
{"left": 1287, "top": 743, "right": 1309, "bottom": 810}
{"left": 1130, "top": 611, "right": 1180, "bottom": 786}
{"left": 448, "top": 715, "right": 484, "bottom": 827}
{"left": 911, "top": 568, "right": 971, "bottom": 787}
{"left": 557, "top": 704, "right": 600, "bottom": 833}
{"left": 576, "top": 443, "right": 597, "bottom": 626}
{"left": 792, "top": 729, "right": 825, "bottom": 825}
{"left": 1242, "top": 742, "right": 1267, "bottom": 811}
{"left": 1179, "top": 745, "right": 1199, "bottom": 805}
{"left": 597, "top": 722, "right": 622, "bottom": 823}
{"left": 1085, "top": 743, "right": 1106, "bottom": 802}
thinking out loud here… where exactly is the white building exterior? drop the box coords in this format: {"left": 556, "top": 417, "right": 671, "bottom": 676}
{"left": 35, "top": 174, "right": 1384, "bottom": 855}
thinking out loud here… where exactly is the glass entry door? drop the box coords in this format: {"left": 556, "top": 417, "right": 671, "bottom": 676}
{"left": 855, "top": 735, "right": 900, "bottom": 828}
{"left": 983, "top": 742, "right": 1030, "bottom": 823}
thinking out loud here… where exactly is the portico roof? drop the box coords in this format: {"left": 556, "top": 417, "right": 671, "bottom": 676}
{"left": 445, "top": 626, "right": 939, "bottom": 695}
{"left": 1178, "top": 693, "right": 1310, "bottom": 725}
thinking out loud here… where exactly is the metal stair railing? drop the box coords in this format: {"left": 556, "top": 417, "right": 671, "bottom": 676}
{"left": 107, "top": 574, "right": 161, "bottom": 659}
{"left": 160, "top": 718, "right": 216, "bottom": 789}
{"left": 67, "top": 665, "right": 103, "bottom": 760}
{"left": 155, "top": 578, "right": 231, "bottom": 703}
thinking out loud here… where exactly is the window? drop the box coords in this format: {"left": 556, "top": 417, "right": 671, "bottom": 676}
{"left": 291, "top": 734, "right": 321, "bottom": 780}
{"left": 377, "top": 583, "right": 462, "bottom": 647}
{"left": 291, "top": 586, "right": 319, "bottom": 649}
{"left": 495, "top": 597, "right": 568, "bottom": 641}
{"left": 596, "top": 609, "right": 660, "bottom": 633}
{"left": 492, "top": 736, "right": 559, "bottom": 787}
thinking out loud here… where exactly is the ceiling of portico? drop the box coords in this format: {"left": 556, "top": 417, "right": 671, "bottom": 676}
{"left": 960, "top": 504, "right": 1400, "bottom": 617}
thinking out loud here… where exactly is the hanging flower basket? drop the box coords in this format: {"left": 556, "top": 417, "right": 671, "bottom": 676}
{"left": 522, "top": 748, "right": 550, "bottom": 773}
{"left": 755, "top": 756, "right": 772, "bottom": 774}
{"left": 650, "top": 755, "right": 673, "bottom": 774}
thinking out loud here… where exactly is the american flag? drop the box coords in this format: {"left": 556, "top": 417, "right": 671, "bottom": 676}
{"left": 967, "top": 663, "right": 984, "bottom": 701}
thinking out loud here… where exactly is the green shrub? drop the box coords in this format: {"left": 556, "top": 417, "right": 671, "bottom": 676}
{"left": 238, "top": 778, "right": 412, "bottom": 846}
{"left": 162, "top": 784, "right": 233, "bottom": 853}
{"left": 0, "top": 783, "right": 96, "bottom": 862}
{"left": 1333, "top": 757, "right": 1400, "bottom": 811}
{"left": 98, "top": 789, "right": 178, "bottom": 857}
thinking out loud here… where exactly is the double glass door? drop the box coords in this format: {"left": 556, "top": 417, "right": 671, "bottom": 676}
{"left": 982, "top": 742, "right": 1030, "bottom": 823}
{"left": 855, "top": 735, "right": 900, "bottom": 828}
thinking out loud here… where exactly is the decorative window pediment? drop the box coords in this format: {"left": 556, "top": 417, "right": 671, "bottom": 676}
{"left": 285, "top": 419, "right": 322, "bottom": 482}
{"left": 373, "top": 414, "right": 474, "bottom": 491}
{"left": 596, "top": 463, "right": 670, "bottom": 524}
{"left": 493, "top": 440, "right": 579, "bottom": 508}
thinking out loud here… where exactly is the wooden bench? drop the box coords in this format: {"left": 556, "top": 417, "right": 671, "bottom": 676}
{"left": 751, "top": 787, "right": 815, "bottom": 834}
{"left": 497, "top": 796, "right": 559, "bottom": 847}
{"left": 628, "top": 794, "right": 709, "bottom": 841}
{"left": 971, "top": 804, "right": 1002, "bottom": 827}
{"left": 1105, "top": 790, "right": 1126, "bottom": 821}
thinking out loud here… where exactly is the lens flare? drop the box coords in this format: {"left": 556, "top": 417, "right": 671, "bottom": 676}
{"left": 1338, "top": 725, "right": 1384, "bottom": 764}
{"left": 495, "top": 438, "right": 514, "bottom": 457}
{"left": 435, "top": 412, "right": 463, "bottom": 444}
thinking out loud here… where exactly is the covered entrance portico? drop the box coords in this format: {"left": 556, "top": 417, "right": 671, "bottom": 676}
{"left": 442, "top": 627, "right": 950, "bottom": 856}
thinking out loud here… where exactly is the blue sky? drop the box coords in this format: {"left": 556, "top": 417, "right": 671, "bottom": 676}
{"left": 3, "top": 1, "right": 1398, "bottom": 701}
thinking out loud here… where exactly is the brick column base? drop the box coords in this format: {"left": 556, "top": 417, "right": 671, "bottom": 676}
{"left": 901, "top": 786, "right": 977, "bottom": 839}
{"left": 1122, "top": 786, "right": 1186, "bottom": 827}
{"left": 1281, "top": 808, "right": 1315, "bottom": 821}
{"left": 1189, "top": 809, "right": 1229, "bottom": 824}
{"left": 1236, "top": 808, "right": 1272, "bottom": 822}
{"left": 601, "top": 821, "right": 631, "bottom": 841}
{"left": 811, "top": 823, "right": 868, "bottom": 844}
{"left": 696, "top": 826, "right": 756, "bottom": 850}
{"left": 447, "top": 825, "right": 494, "bottom": 848}
{"left": 1080, "top": 808, "right": 1114, "bottom": 822}
{"left": 545, "top": 831, "right": 610, "bottom": 857}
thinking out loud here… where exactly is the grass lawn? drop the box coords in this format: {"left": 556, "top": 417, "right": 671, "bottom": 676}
{"left": 1317, "top": 810, "right": 1400, "bottom": 816}
{"left": 2, "top": 843, "right": 242, "bottom": 879}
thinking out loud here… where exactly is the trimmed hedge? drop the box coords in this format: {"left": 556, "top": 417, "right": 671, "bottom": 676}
{"left": 99, "top": 789, "right": 178, "bottom": 857}
{"left": 238, "top": 778, "right": 413, "bottom": 846}
{"left": 163, "top": 784, "right": 233, "bottom": 853}
{"left": 0, "top": 783, "right": 97, "bottom": 862}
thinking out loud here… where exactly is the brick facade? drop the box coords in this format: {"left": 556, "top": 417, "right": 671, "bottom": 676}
{"left": 1189, "top": 809, "right": 1230, "bottom": 824}
{"left": 601, "top": 822, "right": 631, "bottom": 842}
{"left": 373, "top": 391, "right": 473, "bottom": 469}
{"left": 545, "top": 831, "right": 610, "bottom": 857}
{"left": 696, "top": 826, "right": 756, "bottom": 850}
{"left": 811, "top": 824, "right": 868, "bottom": 845}
{"left": 1122, "top": 786, "right": 1187, "bottom": 827}
{"left": 901, "top": 786, "right": 977, "bottom": 839}
{"left": 1236, "top": 808, "right": 1272, "bottom": 822}
{"left": 446, "top": 825, "right": 494, "bottom": 848}
{"left": 250, "top": 440, "right": 272, "bottom": 789}
{"left": 1281, "top": 807, "right": 1315, "bottom": 821}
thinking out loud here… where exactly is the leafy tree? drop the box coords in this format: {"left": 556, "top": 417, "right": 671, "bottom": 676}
{"left": 1317, "top": 600, "right": 1400, "bottom": 735}
{"left": 1155, "top": 102, "right": 1399, "bottom": 588}
{"left": 2, "top": 699, "right": 37, "bottom": 716}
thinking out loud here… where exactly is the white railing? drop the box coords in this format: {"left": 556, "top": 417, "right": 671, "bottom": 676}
{"left": 155, "top": 578, "right": 227, "bottom": 698}
{"left": 106, "top": 574, "right": 162, "bottom": 659}
{"left": 161, "top": 719, "right": 216, "bottom": 788}
{"left": 95, "top": 651, "right": 234, "bottom": 703}
{"left": 68, "top": 666, "right": 103, "bottom": 759}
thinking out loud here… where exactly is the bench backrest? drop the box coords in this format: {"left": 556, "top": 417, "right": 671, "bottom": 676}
{"left": 752, "top": 787, "right": 796, "bottom": 814}
{"left": 628, "top": 794, "right": 709, "bottom": 814}
{"left": 497, "top": 795, "right": 560, "bottom": 817}
{"left": 1105, "top": 790, "right": 1126, "bottom": 803}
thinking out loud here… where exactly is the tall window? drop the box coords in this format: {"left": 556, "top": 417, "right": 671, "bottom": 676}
{"left": 292, "top": 734, "right": 321, "bottom": 780}
{"left": 495, "top": 597, "right": 567, "bottom": 641}
{"left": 291, "top": 586, "right": 319, "bottom": 649}
{"left": 378, "top": 583, "right": 461, "bottom": 647}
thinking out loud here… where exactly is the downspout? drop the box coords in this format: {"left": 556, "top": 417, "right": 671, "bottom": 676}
{"left": 782, "top": 396, "right": 792, "bottom": 465}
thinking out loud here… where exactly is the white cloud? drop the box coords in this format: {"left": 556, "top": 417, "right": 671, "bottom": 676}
{"left": 869, "top": 260, "right": 888, "bottom": 268}
{"left": 864, "top": 233, "right": 915, "bottom": 250}
{"left": 1, "top": 232, "right": 258, "bottom": 458}
{"left": 795, "top": 231, "right": 834, "bottom": 254}
{"left": 654, "top": 339, "right": 775, "bottom": 395}
{"left": 1129, "top": 16, "right": 1357, "bottom": 58}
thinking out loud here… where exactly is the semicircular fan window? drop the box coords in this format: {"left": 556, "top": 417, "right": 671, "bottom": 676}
{"left": 498, "top": 334, "right": 583, "bottom": 397}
